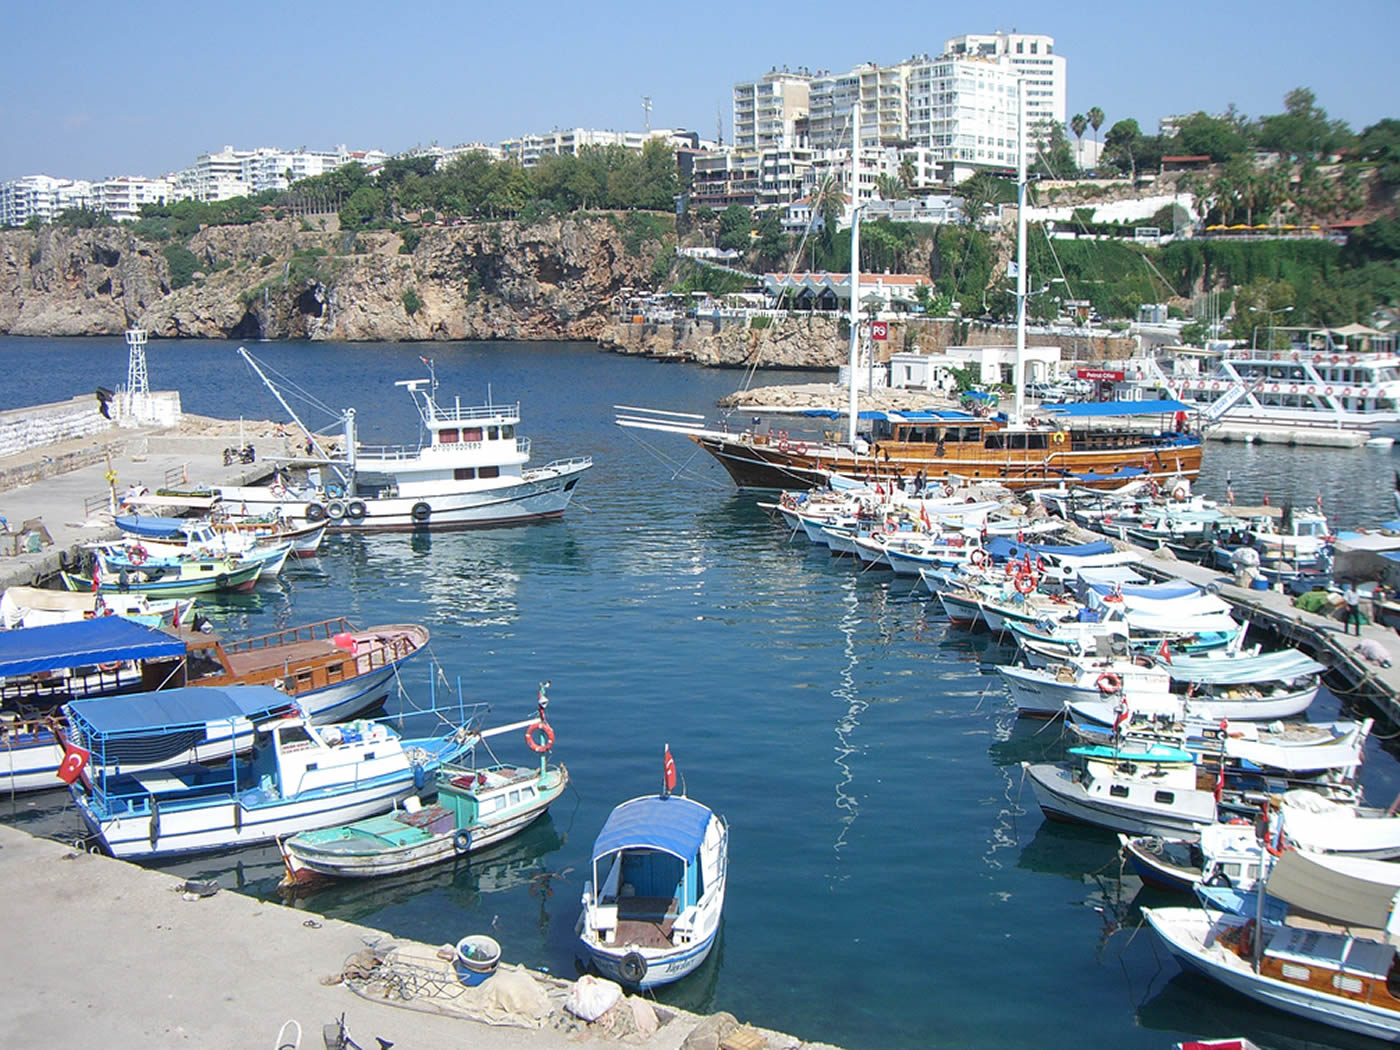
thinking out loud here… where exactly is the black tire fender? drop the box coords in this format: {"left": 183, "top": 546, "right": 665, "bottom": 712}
{"left": 346, "top": 500, "right": 367, "bottom": 522}
{"left": 304, "top": 503, "right": 327, "bottom": 523}
{"left": 452, "top": 829, "right": 472, "bottom": 853}
{"left": 411, "top": 502, "right": 432, "bottom": 523}
{"left": 618, "top": 951, "right": 647, "bottom": 985}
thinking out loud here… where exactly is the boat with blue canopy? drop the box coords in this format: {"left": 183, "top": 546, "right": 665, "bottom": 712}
{"left": 578, "top": 751, "right": 728, "bottom": 990}
{"left": 69, "top": 684, "right": 478, "bottom": 858}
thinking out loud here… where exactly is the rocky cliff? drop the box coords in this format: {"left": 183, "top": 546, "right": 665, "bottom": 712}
{"left": 0, "top": 216, "right": 663, "bottom": 342}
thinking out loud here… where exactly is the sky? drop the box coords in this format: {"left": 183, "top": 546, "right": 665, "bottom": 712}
{"left": 3, "top": 0, "right": 1398, "bottom": 182}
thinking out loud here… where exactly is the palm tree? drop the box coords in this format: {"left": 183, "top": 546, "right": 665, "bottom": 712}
{"left": 1087, "top": 107, "right": 1105, "bottom": 149}
{"left": 1070, "top": 114, "right": 1087, "bottom": 168}
{"left": 875, "top": 173, "right": 909, "bottom": 201}
{"left": 898, "top": 156, "right": 916, "bottom": 193}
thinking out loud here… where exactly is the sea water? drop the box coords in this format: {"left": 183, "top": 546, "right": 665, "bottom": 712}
{"left": 0, "top": 336, "right": 1396, "bottom": 1050}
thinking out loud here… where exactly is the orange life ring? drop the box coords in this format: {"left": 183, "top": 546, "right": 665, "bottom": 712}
{"left": 1096, "top": 672, "right": 1122, "bottom": 694}
{"left": 970, "top": 548, "right": 988, "bottom": 567}
{"left": 129, "top": 545, "right": 148, "bottom": 566}
{"left": 794, "top": 441, "right": 808, "bottom": 456}
{"left": 1014, "top": 571, "right": 1037, "bottom": 595}
{"left": 98, "top": 661, "right": 122, "bottom": 672}
{"left": 1265, "top": 837, "right": 1289, "bottom": 857}
{"left": 1103, "top": 591, "right": 1124, "bottom": 603}
{"left": 1171, "top": 484, "right": 1188, "bottom": 501}
{"left": 525, "top": 721, "right": 554, "bottom": 753}
{"left": 777, "top": 440, "right": 791, "bottom": 452}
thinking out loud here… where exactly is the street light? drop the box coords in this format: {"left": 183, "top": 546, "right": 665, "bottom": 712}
{"left": 1252, "top": 305, "right": 1293, "bottom": 351}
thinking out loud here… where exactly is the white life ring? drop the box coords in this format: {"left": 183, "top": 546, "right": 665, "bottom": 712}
{"left": 1271, "top": 384, "right": 1280, "bottom": 392}
{"left": 1342, "top": 387, "right": 1352, "bottom": 397}
{"left": 1288, "top": 384, "right": 1297, "bottom": 393}
{"left": 1306, "top": 385, "right": 1316, "bottom": 395}
{"left": 1212, "top": 382, "right": 1222, "bottom": 391}
{"left": 1324, "top": 386, "right": 1333, "bottom": 396}
{"left": 270, "top": 483, "right": 288, "bottom": 498}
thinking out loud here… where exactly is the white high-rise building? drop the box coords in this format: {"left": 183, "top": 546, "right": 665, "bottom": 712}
{"left": 181, "top": 145, "right": 392, "bottom": 202}
{"left": 90, "top": 175, "right": 185, "bottom": 221}
{"left": 906, "top": 53, "right": 1023, "bottom": 183}
{"left": 808, "top": 62, "right": 910, "bottom": 152}
{"left": 732, "top": 70, "right": 811, "bottom": 151}
{"left": 944, "top": 32, "right": 1066, "bottom": 136}
{"left": 0, "top": 175, "right": 93, "bottom": 226}
{"left": 499, "top": 127, "right": 705, "bottom": 168}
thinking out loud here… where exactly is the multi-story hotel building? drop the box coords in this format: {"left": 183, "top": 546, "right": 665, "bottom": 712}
{"left": 0, "top": 175, "right": 93, "bottom": 226}
{"left": 499, "top": 128, "right": 707, "bottom": 168}
{"left": 732, "top": 70, "right": 812, "bottom": 152}
{"left": 90, "top": 176, "right": 183, "bottom": 221}
{"left": 944, "top": 32, "right": 1066, "bottom": 135}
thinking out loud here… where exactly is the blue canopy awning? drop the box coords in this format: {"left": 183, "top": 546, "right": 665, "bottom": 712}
{"left": 1045, "top": 399, "right": 1191, "bottom": 418}
{"left": 115, "top": 515, "right": 190, "bottom": 538}
{"left": 590, "top": 795, "right": 714, "bottom": 865}
{"left": 0, "top": 617, "right": 186, "bottom": 676}
{"left": 986, "top": 537, "right": 1115, "bottom": 562}
{"left": 67, "top": 685, "right": 291, "bottom": 737}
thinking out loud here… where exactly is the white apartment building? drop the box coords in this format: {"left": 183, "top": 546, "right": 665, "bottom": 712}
{"left": 944, "top": 32, "right": 1065, "bottom": 136}
{"left": 906, "top": 53, "right": 1023, "bottom": 183}
{"left": 500, "top": 128, "right": 704, "bottom": 168}
{"left": 808, "top": 63, "right": 910, "bottom": 152}
{"left": 691, "top": 146, "right": 815, "bottom": 211}
{"left": 90, "top": 175, "right": 184, "bottom": 221}
{"left": 0, "top": 175, "right": 93, "bottom": 226}
{"left": 732, "top": 69, "right": 811, "bottom": 151}
{"left": 181, "top": 145, "right": 392, "bottom": 202}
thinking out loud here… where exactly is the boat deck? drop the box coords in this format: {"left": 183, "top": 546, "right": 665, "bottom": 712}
{"left": 614, "top": 896, "right": 680, "bottom": 948}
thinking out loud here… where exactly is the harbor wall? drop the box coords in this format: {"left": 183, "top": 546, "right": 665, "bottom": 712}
{"left": 597, "top": 315, "right": 1136, "bottom": 368}
{"left": 0, "top": 395, "right": 111, "bottom": 459}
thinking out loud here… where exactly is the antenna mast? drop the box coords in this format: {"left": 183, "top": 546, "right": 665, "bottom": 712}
{"left": 642, "top": 95, "right": 653, "bottom": 133}
{"left": 124, "top": 325, "right": 152, "bottom": 424}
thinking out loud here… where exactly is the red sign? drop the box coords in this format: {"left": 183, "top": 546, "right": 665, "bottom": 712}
{"left": 870, "top": 321, "right": 888, "bottom": 341}
{"left": 1076, "top": 368, "right": 1124, "bottom": 382}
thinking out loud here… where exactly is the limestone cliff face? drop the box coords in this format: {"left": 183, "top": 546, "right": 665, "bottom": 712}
{"left": 0, "top": 216, "right": 662, "bottom": 342}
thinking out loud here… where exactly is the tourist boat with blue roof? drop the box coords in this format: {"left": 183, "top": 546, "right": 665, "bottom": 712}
{"left": 68, "top": 684, "right": 479, "bottom": 858}
{"left": 214, "top": 351, "right": 592, "bottom": 531}
{"left": 578, "top": 749, "right": 727, "bottom": 989}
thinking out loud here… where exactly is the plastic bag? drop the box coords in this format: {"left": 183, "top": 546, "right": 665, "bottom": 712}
{"left": 565, "top": 974, "right": 623, "bottom": 1022}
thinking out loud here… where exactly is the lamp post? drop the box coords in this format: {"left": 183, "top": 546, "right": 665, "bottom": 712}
{"left": 1251, "top": 305, "right": 1293, "bottom": 351}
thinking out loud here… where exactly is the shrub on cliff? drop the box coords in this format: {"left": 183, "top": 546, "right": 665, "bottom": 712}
{"left": 402, "top": 288, "right": 421, "bottom": 315}
{"left": 162, "top": 245, "right": 199, "bottom": 289}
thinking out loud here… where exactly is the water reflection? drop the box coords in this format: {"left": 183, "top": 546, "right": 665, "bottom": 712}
{"left": 830, "top": 575, "right": 866, "bottom": 874}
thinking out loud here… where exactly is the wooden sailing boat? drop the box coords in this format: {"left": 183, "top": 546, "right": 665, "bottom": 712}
{"left": 619, "top": 96, "right": 1204, "bottom": 491}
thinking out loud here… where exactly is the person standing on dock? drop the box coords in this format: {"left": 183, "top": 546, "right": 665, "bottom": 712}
{"left": 1344, "top": 583, "right": 1363, "bottom": 635}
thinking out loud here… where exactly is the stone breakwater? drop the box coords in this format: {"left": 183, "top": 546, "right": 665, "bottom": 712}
{"left": 0, "top": 216, "right": 662, "bottom": 342}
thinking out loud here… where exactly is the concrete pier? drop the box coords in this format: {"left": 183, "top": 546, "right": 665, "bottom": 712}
{"left": 0, "top": 825, "right": 816, "bottom": 1050}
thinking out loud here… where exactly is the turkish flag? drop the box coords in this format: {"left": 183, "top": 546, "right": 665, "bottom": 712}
{"left": 1112, "top": 702, "right": 1130, "bottom": 733}
{"left": 57, "top": 743, "right": 90, "bottom": 785}
{"left": 663, "top": 745, "right": 677, "bottom": 793}
{"left": 1157, "top": 638, "right": 1172, "bottom": 665}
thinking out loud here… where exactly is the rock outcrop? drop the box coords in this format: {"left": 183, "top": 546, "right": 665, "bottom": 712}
{"left": 0, "top": 216, "right": 664, "bottom": 342}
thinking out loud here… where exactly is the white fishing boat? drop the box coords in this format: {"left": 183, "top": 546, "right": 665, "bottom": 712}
{"left": 279, "top": 686, "right": 567, "bottom": 883}
{"left": 70, "top": 685, "right": 476, "bottom": 858}
{"left": 215, "top": 351, "right": 592, "bottom": 531}
{"left": 578, "top": 748, "right": 727, "bottom": 989}
{"left": 1143, "top": 906, "right": 1400, "bottom": 1041}
{"left": 0, "top": 585, "right": 193, "bottom": 630}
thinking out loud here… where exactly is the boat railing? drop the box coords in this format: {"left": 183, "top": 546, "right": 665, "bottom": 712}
{"left": 426, "top": 401, "right": 521, "bottom": 425}
{"left": 221, "top": 617, "right": 356, "bottom": 654}
{"left": 536, "top": 455, "right": 593, "bottom": 472}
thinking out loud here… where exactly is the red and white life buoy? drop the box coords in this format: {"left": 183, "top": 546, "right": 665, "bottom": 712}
{"left": 1342, "top": 387, "right": 1353, "bottom": 397}
{"left": 1324, "top": 386, "right": 1334, "bottom": 396}
{"left": 1171, "top": 483, "right": 1188, "bottom": 501}
{"left": 1349, "top": 355, "right": 1359, "bottom": 365}
{"left": 525, "top": 721, "right": 554, "bottom": 753}
{"left": 1271, "top": 384, "right": 1280, "bottom": 392}
{"left": 1288, "top": 384, "right": 1298, "bottom": 393}
{"left": 1096, "top": 672, "right": 1123, "bottom": 694}
{"left": 1013, "top": 571, "right": 1038, "bottom": 595}
{"left": 1331, "top": 355, "right": 1341, "bottom": 364}
{"left": 794, "top": 441, "right": 808, "bottom": 456}
{"left": 129, "top": 545, "right": 148, "bottom": 566}
{"left": 970, "top": 548, "right": 988, "bottom": 567}
{"left": 1212, "top": 381, "right": 1223, "bottom": 391}
{"left": 1306, "top": 385, "right": 1316, "bottom": 395}
{"left": 1291, "top": 351, "right": 1300, "bottom": 361}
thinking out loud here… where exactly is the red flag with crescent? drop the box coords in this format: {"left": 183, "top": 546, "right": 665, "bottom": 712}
{"left": 57, "top": 743, "right": 90, "bottom": 785}
{"left": 1156, "top": 637, "right": 1172, "bottom": 665}
{"left": 920, "top": 503, "right": 931, "bottom": 531}
{"left": 663, "top": 745, "right": 677, "bottom": 792}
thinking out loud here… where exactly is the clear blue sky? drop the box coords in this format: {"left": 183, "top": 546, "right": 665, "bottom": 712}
{"left": 4, "top": 0, "right": 1396, "bottom": 182}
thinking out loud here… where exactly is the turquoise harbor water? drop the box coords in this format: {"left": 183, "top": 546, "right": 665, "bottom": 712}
{"left": 2, "top": 336, "right": 1399, "bottom": 1049}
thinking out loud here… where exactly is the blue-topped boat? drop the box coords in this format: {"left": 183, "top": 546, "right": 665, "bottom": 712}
{"left": 578, "top": 751, "right": 728, "bottom": 989}
{"left": 69, "top": 684, "right": 478, "bottom": 858}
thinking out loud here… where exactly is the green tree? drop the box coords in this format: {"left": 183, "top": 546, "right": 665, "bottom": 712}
{"left": 898, "top": 155, "right": 917, "bottom": 192}
{"left": 1230, "top": 276, "right": 1296, "bottom": 346}
{"left": 874, "top": 173, "right": 909, "bottom": 200}
{"left": 402, "top": 288, "right": 421, "bottom": 315}
{"left": 1176, "top": 112, "right": 1248, "bottom": 162}
{"left": 1256, "top": 87, "right": 1353, "bottom": 161}
{"left": 1030, "top": 120, "right": 1077, "bottom": 179}
{"left": 162, "top": 244, "right": 200, "bottom": 289}
{"left": 752, "top": 209, "right": 788, "bottom": 270}
{"left": 1357, "top": 118, "right": 1400, "bottom": 186}
{"left": 717, "top": 204, "right": 753, "bottom": 253}
{"left": 1070, "top": 114, "right": 1088, "bottom": 166}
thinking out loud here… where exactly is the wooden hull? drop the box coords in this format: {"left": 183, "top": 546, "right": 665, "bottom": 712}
{"left": 694, "top": 434, "right": 1204, "bottom": 492}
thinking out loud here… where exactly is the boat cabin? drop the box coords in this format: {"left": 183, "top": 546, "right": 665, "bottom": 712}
{"left": 438, "top": 764, "right": 542, "bottom": 827}
{"left": 1221, "top": 919, "right": 1400, "bottom": 1009}
{"left": 246, "top": 716, "right": 403, "bottom": 801}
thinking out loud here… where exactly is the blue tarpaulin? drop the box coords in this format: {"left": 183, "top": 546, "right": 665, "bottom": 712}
{"left": 986, "top": 537, "right": 1115, "bottom": 562}
{"left": 590, "top": 795, "right": 715, "bottom": 864}
{"left": 114, "top": 515, "right": 191, "bottom": 538}
{"left": 1044, "top": 399, "right": 1191, "bottom": 418}
{"left": 67, "top": 685, "right": 290, "bottom": 737}
{"left": 0, "top": 617, "right": 186, "bottom": 676}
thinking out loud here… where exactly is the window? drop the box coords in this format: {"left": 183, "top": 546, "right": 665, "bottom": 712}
{"left": 487, "top": 426, "right": 500, "bottom": 440}
{"left": 1154, "top": 790, "right": 1175, "bottom": 804}
{"left": 438, "top": 429, "right": 459, "bottom": 444}
{"left": 454, "top": 467, "right": 476, "bottom": 480}
{"left": 1280, "top": 963, "right": 1310, "bottom": 981}
{"left": 479, "top": 466, "right": 500, "bottom": 479}
{"left": 461, "top": 427, "right": 483, "bottom": 442}
{"left": 1109, "top": 785, "right": 1130, "bottom": 798}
